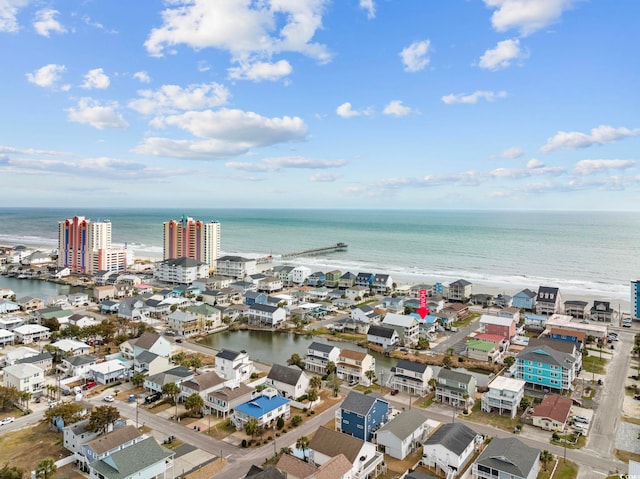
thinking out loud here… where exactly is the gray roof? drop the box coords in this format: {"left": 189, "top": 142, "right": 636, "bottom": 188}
{"left": 308, "top": 341, "right": 337, "bottom": 354}
{"left": 244, "top": 465, "right": 286, "bottom": 479}
{"left": 423, "top": 423, "right": 477, "bottom": 456}
{"left": 250, "top": 303, "right": 278, "bottom": 313}
{"left": 90, "top": 436, "right": 173, "bottom": 479}
{"left": 396, "top": 359, "right": 429, "bottom": 374}
{"left": 564, "top": 300, "right": 588, "bottom": 307}
{"left": 146, "top": 366, "right": 192, "bottom": 386}
{"left": 515, "top": 289, "right": 536, "bottom": 299}
{"left": 475, "top": 437, "right": 539, "bottom": 478}
{"left": 377, "top": 409, "right": 426, "bottom": 440}
{"left": 133, "top": 332, "right": 162, "bottom": 350}
{"left": 517, "top": 344, "right": 576, "bottom": 368}
{"left": 159, "top": 257, "right": 205, "bottom": 268}
{"left": 341, "top": 391, "right": 387, "bottom": 416}
{"left": 135, "top": 350, "right": 160, "bottom": 364}
{"left": 537, "top": 286, "right": 559, "bottom": 301}
{"left": 367, "top": 325, "right": 396, "bottom": 338}
{"left": 86, "top": 425, "right": 141, "bottom": 454}
{"left": 267, "top": 364, "right": 304, "bottom": 386}
{"left": 450, "top": 279, "right": 471, "bottom": 287}
{"left": 216, "top": 349, "right": 245, "bottom": 360}
{"left": 16, "top": 352, "right": 53, "bottom": 364}
{"left": 437, "top": 368, "right": 474, "bottom": 385}
{"left": 65, "top": 355, "right": 96, "bottom": 366}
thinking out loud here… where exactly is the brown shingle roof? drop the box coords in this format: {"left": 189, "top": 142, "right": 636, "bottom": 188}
{"left": 532, "top": 394, "right": 572, "bottom": 424}
{"left": 338, "top": 349, "right": 367, "bottom": 361}
{"left": 308, "top": 427, "right": 363, "bottom": 463}
{"left": 315, "top": 454, "right": 352, "bottom": 479}
{"left": 548, "top": 328, "right": 587, "bottom": 342}
{"left": 86, "top": 425, "right": 141, "bottom": 454}
{"left": 275, "top": 453, "right": 317, "bottom": 478}
{"left": 182, "top": 371, "right": 225, "bottom": 392}
{"left": 132, "top": 332, "right": 162, "bottom": 350}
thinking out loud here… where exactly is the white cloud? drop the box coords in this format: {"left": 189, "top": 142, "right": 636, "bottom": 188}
{"left": 336, "top": 102, "right": 373, "bottom": 119}
{"left": 33, "top": 8, "right": 66, "bottom": 37}
{"left": 479, "top": 38, "right": 527, "bottom": 70}
{"left": 498, "top": 146, "right": 524, "bottom": 159}
{"left": 360, "top": 0, "right": 375, "bottom": 19}
{"left": 400, "top": 40, "right": 431, "bottom": 72}
{"left": 133, "top": 71, "right": 151, "bottom": 83}
{"left": 0, "top": 0, "right": 30, "bottom": 33}
{"left": 81, "top": 68, "right": 110, "bottom": 90}
{"left": 383, "top": 100, "right": 413, "bottom": 117}
{"left": 144, "top": 0, "right": 332, "bottom": 69}
{"left": 526, "top": 158, "right": 545, "bottom": 169}
{"left": 574, "top": 159, "right": 637, "bottom": 175}
{"left": 541, "top": 125, "right": 640, "bottom": 153}
{"left": 228, "top": 59, "right": 293, "bottom": 82}
{"left": 310, "top": 172, "right": 341, "bottom": 182}
{"left": 442, "top": 90, "right": 507, "bottom": 104}
{"left": 226, "top": 156, "right": 347, "bottom": 172}
{"left": 484, "top": 0, "right": 576, "bottom": 36}
{"left": 0, "top": 145, "right": 68, "bottom": 156}
{"left": 128, "top": 82, "right": 230, "bottom": 115}
{"left": 25, "top": 63, "right": 68, "bottom": 89}
{"left": 66, "top": 98, "right": 129, "bottom": 130}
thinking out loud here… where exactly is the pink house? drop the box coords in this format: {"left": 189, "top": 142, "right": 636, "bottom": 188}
{"left": 479, "top": 314, "right": 516, "bottom": 340}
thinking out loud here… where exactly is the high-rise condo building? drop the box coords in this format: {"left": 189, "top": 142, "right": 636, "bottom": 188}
{"left": 163, "top": 215, "right": 221, "bottom": 271}
{"left": 58, "top": 216, "right": 127, "bottom": 274}
{"left": 631, "top": 280, "right": 640, "bottom": 320}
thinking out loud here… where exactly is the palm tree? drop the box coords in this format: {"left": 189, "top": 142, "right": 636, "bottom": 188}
{"left": 287, "top": 353, "right": 304, "bottom": 369}
{"left": 540, "top": 450, "right": 553, "bottom": 471}
{"left": 306, "top": 388, "right": 318, "bottom": 404}
{"left": 365, "top": 369, "right": 377, "bottom": 385}
{"left": 309, "top": 376, "right": 322, "bottom": 390}
{"left": 428, "top": 377, "right": 438, "bottom": 392}
{"left": 325, "top": 361, "right": 336, "bottom": 376}
{"left": 35, "top": 459, "right": 56, "bottom": 479}
{"left": 296, "top": 436, "right": 310, "bottom": 461}
{"left": 245, "top": 417, "right": 259, "bottom": 439}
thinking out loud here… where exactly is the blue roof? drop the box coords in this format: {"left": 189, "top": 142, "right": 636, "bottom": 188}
{"left": 410, "top": 313, "right": 438, "bottom": 324}
{"left": 235, "top": 394, "right": 290, "bottom": 418}
{"left": 525, "top": 314, "right": 547, "bottom": 321}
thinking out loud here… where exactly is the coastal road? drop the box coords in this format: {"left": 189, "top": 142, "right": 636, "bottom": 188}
{"left": 431, "top": 315, "right": 482, "bottom": 353}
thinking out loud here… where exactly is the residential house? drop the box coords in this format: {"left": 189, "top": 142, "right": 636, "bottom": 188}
{"left": 472, "top": 438, "right": 540, "bottom": 479}
{"left": 0, "top": 288, "right": 15, "bottom": 299}
{"left": 68, "top": 314, "right": 100, "bottom": 328}
{"left": 133, "top": 351, "right": 172, "bottom": 376}
{"left": 382, "top": 296, "right": 404, "bottom": 313}
{"left": 207, "top": 383, "right": 256, "bottom": 418}
{"left": 564, "top": 300, "right": 589, "bottom": 319}
{"left": 244, "top": 291, "right": 268, "bottom": 306}
{"left": 536, "top": 286, "right": 562, "bottom": 315}
{"left": 590, "top": 300, "right": 614, "bottom": 322}
{"left": 17, "top": 296, "right": 44, "bottom": 311}
{"left": 58, "top": 355, "right": 98, "bottom": 378}
{"left": 154, "top": 257, "right": 209, "bottom": 284}
{"left": 266, "top": 364, "right": 311, "bottom": 400}
{"left": 51, "top": 339, "right": 92, "bottom": 356}
{"left": 435, "top": 369, "right": 477, "bottom": 408}
{"left": 100, "top": 299, "right": 120, "bottom": 315}
{"left": 257, "top": 276, "right": 283, "bottom": 293}
{"left": 355, "top": 272, "right": 375, "bottom": 287}
{"left": 167, "top": 310, "right": 202, "bottom": 336}
{"left": 306, "top": 271, "right": 325, "bottom": 287}
{"left": 88, "top": 436, "right": 174, "bottom": 479}
{"left": 523, "top": 314, "right": 548, "bottom": 330}
{"left": 338, "top": 272, "right": 356, "bottom": 289}
{"left": 441, "top": 303, "right": 470, "bottom": 322}
{"left": 89, "top": 359, "right": 129, "bottom": 385}
{"left": 3, "top": 363, "right": 44, "bottom": 394}
{"left": 375, "top": 409, "right": 430, "bottom": 460}
{"left": 0, "top": 315, "right": 26, "bottom": 331}
{"left": 291, "top": 266, "right": 311, "bottom": 284}
{"left": 336, "top": 391, "right": 389, "bottom": 441}
{"left": 78, "top": 425, "right": 143, "bottom": 472}
{"left": 230, "top": 388, "right": 290, "bottom": 429}
{"left": 304, "top": 342, "right": 340, "bottom": 375}
{"left": 372, "top": 274, "right": 393, "bottom": 294}
{"left": 63, "top": 419, "right": 102, "bottom": 457}
{"left": 492, "top": 294, "right": 513, "bottom": 309}
{"left": 481, "top": 376, "right": 526, "bottom": 419}
{"left": 13, "top": 324, "right": 50, "bottom": 344}
{"left": 497, "top": 307, "right": 520, "bottom": 321}
{"left": 243, "top": 466, "right": 286, "bottom": 479}
{"left": 247, "top": 303, "right": 287, "bottom": 327}
{"left": 351, "top": 305, "right": 382, "bottom": 324}
{"left": 465, "top": 340, "right": 501, "bottom": 362}
{"left": 308, "top": 427, "right": 385, "bottom": 479}
{"left": 275, "top": 453, "right": 351, "bottom": 479}
{"left": 422, "top": 423, "right": 480, "bottom": 477}
{"left": 0, "top": 328, "right": 15, "bottom": 346}
{"left": 531, "top": 394, "right": 573, "bottom": 431}
{"left": 382, "top": 313, "right": 419, "bottom": 346}
{"left": 68, "top": 292, "right": 90, "bottom": 306}
{"left": 388, "top": 359, "right": 433, "bottom": 396}
{"left": 180, "top": 371, "right": 226, "bottom": 404}
{"left": 479, "top": 314, "right": 517, "bottom": 340}
{"left": 185, "top": 303, "right": 221, "bottom": 331}
{"left": 4, "top": 346, "right": 39, "bottom": 365}
{"left": 448, "top": 279, "right": 472, "bottom": 302}
{"left": 336, "top": 348, "right": 376, "bottom": 386}
{"left": 345, "top": 285, "right": 368, "bottom": 301}
{"left": 117, "top": 297, "right": 147, "bottom": 320}
{"left": 214, "top": 349, "right": 255, "bottom": 383}
{"left": 471, "top": 294, "right": 494, "bottom": 308}
{"left": 548, "top": 328, "right": 586, "bottom": 347}
{"left": 367, "top": 325, "right": 399, "bottom": 349}
{"left": 272, "top": 266, "right": 294, "bottom": 286}
{"left": 0, "top": 300, "right": 19, "bottom": 314}
{"left": 325, "top": 270, "right": 342, "bottom": 288}
{"left": 120, "top": 332, "right": 171, "bottom": 360}
{"left": 515, "top": 344, "right": 577, "bottom": 392}
{"left": 417, "top": 315, "right": 439, "bottom": 339}
{"left": 144, "top": 366, "right": 194, "bottom": 393}
{"left": 16, "top": 351, "right": 53, "bottom": 370}
{"left": 512, "top": 289, "right": 537, "bottom": 311}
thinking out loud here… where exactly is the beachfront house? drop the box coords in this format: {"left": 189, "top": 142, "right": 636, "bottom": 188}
{"left": 305, "top": 341, "right": 341, "bottom": 375}
{"left": 338, "top": 272, "right": 356, "bottom": 289}
{"left": 422, "top": 423, "right": 480, "bottom": 477}
{"left": 306, "top": 271, "right": 326, "bottom": 287}
{"left": 153, "top": 257, "right": 209, "bottom": 284}
{"left": 375, "top": 409, "right": 430, "bottom": 460}
{"left": 481, "top": 376, "right": 526, "bottom": 419}
{"left": 536, "top": 286, "right": 562, "bottom": 315}
{"left": 564, "top": 300, "right": 589, "bottom": 319}
{"left": 324, "top": 270, "right": 342, "bottom": 288}
{"left": 257, "top": 276, "right": 283, "bottom": 293}
{"left": 523, "top": 313, "right": 548, "bottom": 330}
{"left": 367, "top": 325, "right": 400, "bottom": 349}
{"left": 435, "top": 369, "right": 477, "bottom": 408}
{"left": 472, "top": 438, "right": 540, "bottom": 479}
{"left": 372, "top": 273, "right": 393, "bottom": 294}
{"left": 336, "top": 391, "right": 389, "bottom": 441}
{"left": 447, "top": 279, "right": 472, "bottom": 302}
{"left": 388, "top": 359, "right": 433, "bottom": 396}
{"left": 336, "top": 348, "right": 375, "bottom": 386}
{"left": 291, "top": 266, "right": 311, "bottom": 284}
{"left": 355, "top": 272, "right": 375, "bottom": 287}
{"left": 382, "top": 312, "right": 420, "bottom": 346}
{"left": 215, "top": 255, "right": 257, "bottom": 279}
{"left": 515, "top": 344, "right": 576, "bottom": 392}
{"left": 512, "top": 289, "right": 537, "bottom": 310}
{"left": 590, "top": 300, "right": 615, "bottom": 322}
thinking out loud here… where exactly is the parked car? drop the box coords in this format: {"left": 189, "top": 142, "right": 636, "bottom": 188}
{"left": 103, "top": 395, "right": 115, "bottom": 402}
{"left": 573, "top": 415, "right": 589, "bottom": 424}
{"left": 390, "top": 389, "right": 399, "bottom": 396}
{"left": 144, "top": 392, "right": 162, "bottom": 404}
{"left": 175, "top": 338, "right": 183, "bottom": 343}
{"left": 633, "top": 394, "right": 640, "bottom": 400}
{"left": 0, "top": 417, "right": 15, "bottom": 426}
{"left": 82, "top": 381, "right": 97, "bottom": 390}
{"left": 572, "top": 423, "right": 586, "bottom": 432}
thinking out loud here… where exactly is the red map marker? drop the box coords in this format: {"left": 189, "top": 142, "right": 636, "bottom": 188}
{"left": 416, "top": 289, "right": 430, "bottom": 319}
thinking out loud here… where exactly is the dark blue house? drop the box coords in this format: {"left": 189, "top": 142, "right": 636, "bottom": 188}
{"left": 338, "top": 391, "right": 389, "bottom": 441}
{"left": 355, "top": 272, "right": 375, "bottom": 287}
{"left": 244, "top": 291, "right": 267, "bottom": 306}
{"left": 306, "top": 271, "right": 326, "bottom": 287}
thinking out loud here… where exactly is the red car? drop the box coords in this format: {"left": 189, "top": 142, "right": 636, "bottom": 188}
{"left": 390, "top": 389, "right": 399, "bottom": 396}
{"left": 82, "top": 381, "right": 97, "bottom": 390}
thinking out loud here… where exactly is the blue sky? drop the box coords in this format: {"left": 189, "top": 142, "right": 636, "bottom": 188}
{"left": 1, "top": 0, "right": 639, "bottom": 210}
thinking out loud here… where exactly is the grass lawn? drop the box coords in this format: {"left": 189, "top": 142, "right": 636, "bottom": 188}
{"left": 206, "top": 419, "right": 236, "bottom": 440}
{"left": 551, "top": 433, "right": 586, "bottom": 449}
{"left": 582, "top": 356, "right": 607, "bottom": 374}
{"left": 537, "top": 458, "right": 578, "bottom": 479}
{"left": 465, "top": 403, "right": 521, "bottom": 431}
{"left": 149, "top": 401, "right": 173, "bottom": 413}
{"left": 621, "top": 415, "right": 640, "bottom": 425}
{"left": 0, "top": 422, "right": 69, "bottom": 474}
{"left": 614, "top": 449, "right": 640, "bottom": 464}
{"left": 452, "top": 313, "right": 480, "bottom": 328}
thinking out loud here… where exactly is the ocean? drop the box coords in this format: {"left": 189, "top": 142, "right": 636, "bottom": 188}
{"left": 0, "top": 208, "right": 637, "bottom": 309}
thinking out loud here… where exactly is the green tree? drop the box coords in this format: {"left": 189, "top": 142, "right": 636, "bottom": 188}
{"left": 296, "top": 436, "right": 310, "bottom": 461}
{"left": 0, "top": 386, "right": 19, "bottom": 411}
{"left": 0, "top": 463, "right": 23, "bottom": 479}
{"left": 306, "top": 388, "right": 318, "bottom": 404}
{"left": 87, "top": 405, "right": 120, "bottom": 434}
{"left": 287, "top": 353, "right": 304, "bottom": 369}
{"left": 326, "top": 373, "right": 341, "bottom": 397}
{"left": 365, "top": 370, "right": 376, "bottom": 384}
{"left": 162, "top": 382, "right": 180, "bottom": 403}
{"left": 19, "top": 391, "right": 32, "bottom": 408}
{"left": 44, "top": 402, "right": 83, "bottom": 426}
{"left": 540, "top": 450, "right": 553, "bottom": 471}
{"left": 291, "top": 415, "right": 303, "bottom": 427}
{"left": 130, "top": 372, "right": 146, "bottom": 388}
{"left": 171, "top": 352, "right": 187, "bottom": 364}
{"left": 442, "top": 354, "right": 452, "bottom": 369}
{"left": 325, "top": 361, "right": 336, "bottom": 376}
{"left": 244, "top": 417, "right": 259, "bottom": 438}
{"left": 309, "top": 376, "right": 322, "bottom": 390}
{"left": 503, "top": 356, "right": 516, "bottom": 368}
{"left": 519, "top": 396, "right": 532, "bottom": 411}
{"left": 188, "top": 356, "right": 203, "bottom": 370}
{"left": 41, "top": 317, "right": 60, "bottom": 332}
{"left": 417, "top": 338, "right": 430, "bottom": 350}
{"left": 185, "top": 393, "right": 205, "bottom": 417}
{"left": 428, "top": 377, "right": 438, "bottom": 391}
{"left": 35, "top": 459, "right": 56, "bottom": 479}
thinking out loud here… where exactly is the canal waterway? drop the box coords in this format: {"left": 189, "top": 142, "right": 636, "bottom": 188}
{"left": 196, "top": 329, "right": 492, "bottom": 386}
{"left": 0, "top": 275, "right": 73, "bottom": 300}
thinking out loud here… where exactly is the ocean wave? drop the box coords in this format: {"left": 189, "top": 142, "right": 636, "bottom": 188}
{"left": 0, "top": 234, "right": 57, "bottom": 247}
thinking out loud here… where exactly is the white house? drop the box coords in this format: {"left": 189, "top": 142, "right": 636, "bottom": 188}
{"left": 265, "top": 364, "right": 311, "bottom": 400}
{"left": 481, "top": 376, "right": 526, "bottom": 419}
{"left": 58, "top": 355, "right": 98, "bottom": 378}
{"left": 120, "top": 332, "right": 171, "bottom": 360}
{"left": 214, "top": 349, "right": 255, "bottom": 383}
{"left": 382, "top": 313, "right": 420, "bottom": 346}
{"left": 215, "top": 255, "right": 257, "bottom": 279}
{"left": 304, "top": 341, "right": 340, "bottom": 375}
{"left": 472, "top": 438, "right": 540, "bottom": 479}
{"left": 88, "top": 436, "right": 174, "bottom": 479}
{"left": 13, "top": 324, "right": 50, "bottom": 344}
{"left": 422, "top": 423, "right": 481, "bottom": 477}
{"left": 336, "top": 348, "right": 375, "bottom": 386}
{"left": 3, "top": 363, "right": 45, "bottom": 394}
{"left": 351, "top": 305, "right": 381, "bottom": 324}
{"left": 247, "top": 303, "right": 286, "bottom": 327}
{"left": 153, "top": 257, "right": 209, "bottom": 284}
{"left": 89, "top": 359, "right": 128, "bottom": 385}
{"left": 376, "top": 409, "right": 431, "bottom": 460}
{"left": 388, "top": 359, "right": 433, "bottom": 396}
{"left": 291, "top": 266, "right": 311, "bottom": 284}
{"left": 51, "top": 339, "right": 92, "bottom": 356}
{"left": 367, "top": 325, "right": 399, "bottom": 349}
{"left": 0, "top": 328, "right": 15, "bottom": 346}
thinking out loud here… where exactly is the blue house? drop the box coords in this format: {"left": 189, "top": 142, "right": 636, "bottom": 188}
{"left": 355, "top": 272, "right": 375, "bottom": 287}
{"left": 244, "top": 291, "right": 268, "bottom": 306}
{"left": 512, "top": 289, "right": 537, "bottom": 310}
{"left": 100, "top": 300, "right": 120, "bottom": 314}
{"left": 307, "top": 271, "right": 326, "bottom": 287}
{"left": 515, "top": 344, "right": 577, "bottom": 392}
{"left": 337, "top": 391, "right": 389, "bottom": 441}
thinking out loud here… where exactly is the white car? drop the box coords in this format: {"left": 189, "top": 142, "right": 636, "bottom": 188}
{"left": 574, "top": 415, "right": 589, "bottom": 424}
{"left": 0, "top": 417, "right": 15, "bottom": 426}
{"left": 572, "top": 423, "right": 586, "bottom": 432}
{"left": 103, "top": 395, "right": 115, "bottom": 402}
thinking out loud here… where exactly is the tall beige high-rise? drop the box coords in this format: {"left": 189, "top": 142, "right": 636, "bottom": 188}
{"left": 163, "top": 214, "right": 220, "bottom": 271}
